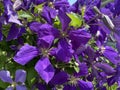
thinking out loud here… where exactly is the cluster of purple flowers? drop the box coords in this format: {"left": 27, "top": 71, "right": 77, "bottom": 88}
{"left": 1, "top": 0, "right": 120, "bottom": 90}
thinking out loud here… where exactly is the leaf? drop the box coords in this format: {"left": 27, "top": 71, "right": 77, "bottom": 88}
{"left": 73, "top": 66, "right": 80, "bottom": 73}
{"left": 18, "top": 10, "right": 33, "bottom": 20}
{"left": 67, "top": 13, "right": 82, "bottom": 28}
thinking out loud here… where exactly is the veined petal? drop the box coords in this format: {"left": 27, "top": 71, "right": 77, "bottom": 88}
{"left": 78, "top": 80, "right": 94, "bottom": 90}
{"left": 14, "top": 44, "right": 39, "bottom": 65}
{"left": 37, "top": 35, "right": 54, "bottom": 48}
{"left": 29, "top": 21, "right": 42, "bottom": 32}
{"left": 69, "top": 29, "right": 91, "bottom": 50}
{"left": 0, "top": 70, "right": 13, "bottom": 83}
{"left": 95, "top": 63, "right": 116, "bottom": 75}
{"left": 16, "top": 85, "right": 27, "bottom": 90}
{"left": 102, "top": 46, "right": 120, "bottom": 64}
{"left": 35, "top": 57, "right": 55, "bottom": 83}
{"left": 58, "top": 8, "right": 71, "bottom": 31}
{"left": 6, "top": 24, "right": 20, "bottom": 41}
{"left": 55, "top": 39, "right": 73, "bottom": 62}
{"left": 15, "top": 69, "right": 26, "bottom": 83}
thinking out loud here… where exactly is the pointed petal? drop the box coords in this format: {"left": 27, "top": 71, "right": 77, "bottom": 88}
{"left": 0, "top": 70, "right": 13, "bottom": 83}
{"left": 16, "top": 85, "right": 27, "bottom": 90}
{"left": 41, "top": 6, "right": 56, "bottom": 24}
{"left": 3, "top": 0, "right": 22, "bottom": 25}
{"left": 55, "top": 39, "right": 73, "bottom": 62}
{"left": 29, "top": 22, "right": 42, "bottom": 32}
{"left": 6, "top": 86, "right": 14, "bottom": 90}
{"left": 102, "top": 46, "right": 120, "bottom": 64}
{"left": 14, "top": 44, "right": 39, "bottom": 65}
{"left": 35, "top": 57, "right": 55, "bottom": 83}
{"left": 6, "top": 24, "right": 20, "bottom": 41}
{"left": 15, "top": 69, "right": 26, "bottom": 83}
{"left": 78, "top": 80, "right": 94, "bottom": 90}
{"left": 37, "top": 35, "right": 54, "bottom": 48}
{"left": 58, "top": 8, "right": 71, "bottom": 30}
{"left": 69, "top": 29, "right": 91, "bottom": 50}
{"left": 50, "top": 71, "right": 68, "bottom": 85}
{"left": 95, "top": 63, "right": 116, "bottom": 75}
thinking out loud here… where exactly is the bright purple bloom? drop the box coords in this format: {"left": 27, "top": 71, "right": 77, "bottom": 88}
{"left": 0, "top": 69, "right": 27, "bottom": 90}
{"left": 3, "top": 0, "right": 22, "bottom": 25}
{"left": 14, "top": 42, "right": 55, "bottom": 83}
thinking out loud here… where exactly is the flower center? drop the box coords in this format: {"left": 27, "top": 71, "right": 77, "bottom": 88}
{"left": 68, "top": 76, "right": 79, "bottom": 86}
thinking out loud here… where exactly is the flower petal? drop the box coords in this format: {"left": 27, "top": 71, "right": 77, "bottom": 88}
{"left": 15, "top": 69, "right": 26, "bottom": 83}
{"left": 6, "top": 86, "right": 14, "bottom": 90}
{"left": 35, "top": 57, "right": 55, "bottom": 83}
{"left": 50, "top": 71, "right": 68, "bottom": 85}
{"left": 58, "top": 8, "right": 71, "bottom": 31}
{"left": 95, "top": 63, "right": 116, "bottom": 75}
{"left": 55, "top": 39, "right": 73, "bottom": 62}
{"left": 14, "top": 44, "right": 39, "bottom": 65}
{"left": 78, "top": 80, "right": 94, "bottom": 90}
{"left": 69, "top": 29, "right": 91, "bottom": 50}
{"left": 16, "top": 85, "right": 27, "bottom": 90}
{"left": 0, "top": 70, "right": 13, "bottom": 83}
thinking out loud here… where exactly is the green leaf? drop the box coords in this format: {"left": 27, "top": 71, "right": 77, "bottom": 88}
{"left": 18, "top": 10, "right": 33, "bottom": 20}
{"left": 67, "top": 13, "right": 82, "bottom": 28}
{"left": 73, "top": 66, "right": 80, "bottom": 73}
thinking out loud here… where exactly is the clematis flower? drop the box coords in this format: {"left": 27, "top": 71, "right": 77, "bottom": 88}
{"left": 3, "top": 0, "right": 22, "bottom": 25}
{"left": 0, "top": 69, "right": 26, "bottom": 90}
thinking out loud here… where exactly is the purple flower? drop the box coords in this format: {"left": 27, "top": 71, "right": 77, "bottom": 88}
{"left": 0, "top": 69, "right": 26, "bottom": 90}
{"left": 100, "top": 46, "right": 120, "bottom": 65}
{"left": 14, "top": 43, "right": 55, "bottom": 83}
{"left": 3, "top": 0, "right": 22, "bottom": 25}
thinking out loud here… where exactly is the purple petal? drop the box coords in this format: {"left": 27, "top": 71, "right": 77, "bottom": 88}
{"left": 37, "top": 24, "right": 60, "bottom": 38}
{"left": 102, "top": 46, "right": 120, "bottom": 64}
{"left": 15, "top": 69, "right": 26, "bottom": 83}
{"left": 63, "top": 85, "right": 77, "bottom": 90}
{"left": 58, "top": 8, "right": 71, "bottom": 31}
{"left": 14, "top": 44, "right": 39, "bottom": 65}
{"left": 69, "top": 29, "right": 91, "bottom": 50}
{"left": 16, "top": 85, "right": 27, "bottom": 90}
{"left": 74, "top": 63, "right": 88, "bottom": 76}
{"left": 95, "top": 63, "right": 116, "bottom": 75}
{"left": 55, "top": 39, "right": 73, "bottom": 62}
{"left": 35, "top": 57, "right": 55, "bottom": 83}
{"left": 29, "top": 22, "right": 42, "bottom": 32}
{"left": 6, "top": 86, "right": 14, "bottom": 90}
{"left": 50, "top": 71, "right": 68, "bottom": 85}
{"left": 36, "top": 83, "right": 47, "bottom": 90}
{"left": 78, "top": 80, "right": 94, "bottom": 90}
{"left": 41, "top": 6, "right": 56, "bottom": 24}
{"left": 37, "top": 35, "right": 54, "bottom": 48}
{"left": 3, "top": 0, "right": 22, "bottom": 25}
{"left": 0, "top": 70, "right": 13, "bottom": 83}
{"left": 6, "top": 24, "right": 20, "bottom": 41}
